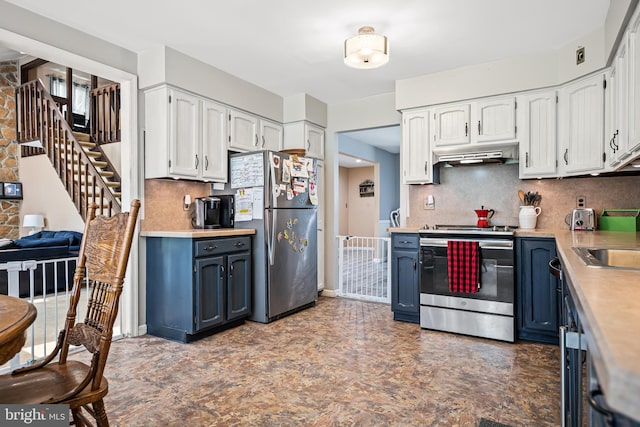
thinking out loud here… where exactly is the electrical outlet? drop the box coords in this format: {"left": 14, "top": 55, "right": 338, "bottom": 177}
{"left": 576, "top": 47, "right": 585, "bottom": 65}
{"left": 425, "top": 195, "right": 435, "bottom": 210}
{"left": 577, "top": 195, "right": 586, "bottom": 208}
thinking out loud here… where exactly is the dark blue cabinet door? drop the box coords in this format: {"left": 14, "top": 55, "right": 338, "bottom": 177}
{"left": 226, "top": 252, "right": 251, "bottom": 321}
{"left": 517, "top": 238, "right": 559, "bottom": 344}
{"left": 196, "top": 255, "right": 225, "bottom": 331}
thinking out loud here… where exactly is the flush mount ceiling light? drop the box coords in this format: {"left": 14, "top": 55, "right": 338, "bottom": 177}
{"left": 344, "top": 26, "right": 389, "bottom": 69}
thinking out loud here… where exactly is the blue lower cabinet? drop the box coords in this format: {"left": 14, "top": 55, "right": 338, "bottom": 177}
{"left": 391, "top": 233, "right": 420, "bottom": 323}
{"left": 147, "top": 236, "right": 251, "bottom": 343}
{"left": 516, "top": 237, "right": 560, "bottom": 344}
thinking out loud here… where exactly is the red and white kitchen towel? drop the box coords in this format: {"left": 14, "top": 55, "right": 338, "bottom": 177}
{"left": 447, "top": 240, "right": 480, "bottom": 293}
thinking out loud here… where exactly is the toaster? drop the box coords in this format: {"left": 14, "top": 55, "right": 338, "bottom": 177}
{"left": 569, "top": 208, "right": 596, "bottom": 231}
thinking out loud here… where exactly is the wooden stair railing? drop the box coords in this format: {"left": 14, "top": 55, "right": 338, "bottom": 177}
{"left": 91, "top": 83, "right": 121, "bottom": 144}
{"left": 15, "top": 80, "right": 121, "bottom": 218}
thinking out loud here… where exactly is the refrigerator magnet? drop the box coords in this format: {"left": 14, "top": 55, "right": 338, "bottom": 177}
{"left": 271, "top": 154, "right": 281, "bottom": 168}
{"left": 282, "top": 160, "right": 292, "bottom": 182}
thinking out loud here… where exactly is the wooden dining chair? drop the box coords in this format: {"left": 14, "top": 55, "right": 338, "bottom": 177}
{"left": 0, "top": 199, "right": 140, "bottom": 426}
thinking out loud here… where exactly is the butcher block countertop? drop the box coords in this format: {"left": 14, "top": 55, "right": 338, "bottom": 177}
{"left": 389, "top": 227, "right": 640, "bottom": 420}
{"left": 140, "top": 229, "right": 255, "bottom": 238}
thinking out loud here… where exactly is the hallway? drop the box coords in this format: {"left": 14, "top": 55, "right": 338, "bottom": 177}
{"left": 92, "top": 297, "right": 560, "bottom": 426}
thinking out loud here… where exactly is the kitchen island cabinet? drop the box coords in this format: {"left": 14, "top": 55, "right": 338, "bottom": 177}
{"left": 516, "top": 237, "right": 559, "bottom": 344}
{"left": 145, "top": 234, "right": 252, "bottom": 343}
{"left": 390, "top": 232, "right": 420, "bottom": 323}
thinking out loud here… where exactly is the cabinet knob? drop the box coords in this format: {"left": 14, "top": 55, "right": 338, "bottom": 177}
{"left": 564, "top": 148, "right": 569, "bottom": 165}
{"left": 525, "top": 152, "right": 529, "bottom": 168}
{"left": 205, "top": 245, "right": 217, "bottom": 251}
{"left": 307, "top": 139, "right": 311, "bottom": 150}
{"left": 255, "top": 134, "right": 259, "bottom": 146}
{"left": 478, "top": 120, "right": 481, "bottom": 135}
{"left": 261, "top": 135, "right": 265, "bottom": 147}
{"left": 424, "top": 161, "right": 428, "bottom": 174}
{"left": 235, "top": 242, "right": 245, "bottom": 247}
{"left": 204, "top": 156, "right": 209, "bottom": 170}
{"left": 464, "top": 122, "right": 468, "bottom": 137}
{"left": 195, "top": 154, "right": 199, "bottom": 169}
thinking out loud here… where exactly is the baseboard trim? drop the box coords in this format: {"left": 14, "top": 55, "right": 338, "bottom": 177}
{"left": 321, "top": 289, "right": 338, "bottom": 298}
{"left": 137, "top": 324, "right": 147, "bottom": 336}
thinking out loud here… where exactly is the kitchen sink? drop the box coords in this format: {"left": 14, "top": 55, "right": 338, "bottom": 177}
{"left": 573, "top": 247, "right": 640, "bottom": 269}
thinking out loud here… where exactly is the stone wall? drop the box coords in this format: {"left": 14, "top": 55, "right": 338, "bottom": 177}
{"left": 0, "top": 61, "right": 20, "bottom": 239}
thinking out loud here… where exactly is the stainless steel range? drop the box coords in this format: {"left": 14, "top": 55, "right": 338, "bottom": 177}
{"left": 419, "top": 225, "right": 515, "bottom": 342}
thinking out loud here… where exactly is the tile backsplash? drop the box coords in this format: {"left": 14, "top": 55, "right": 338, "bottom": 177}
{"left": 142, "top": 179, "right": 210, "bottom": 231}
{"left": 407, "top": 164, "right": 640, "bottom": 230}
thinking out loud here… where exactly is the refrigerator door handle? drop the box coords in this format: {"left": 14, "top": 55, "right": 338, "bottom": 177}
{"left": 267, "top": 209, "right": 277, "bottom": 266}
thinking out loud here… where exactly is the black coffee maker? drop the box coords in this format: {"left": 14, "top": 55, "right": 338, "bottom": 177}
{"left": 190, "top": 195, "right": 234, "bottom": 229}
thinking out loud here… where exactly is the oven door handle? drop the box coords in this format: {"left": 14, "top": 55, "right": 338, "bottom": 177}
{"left": 420, "top": 238, "right": 513, "bottom": 249}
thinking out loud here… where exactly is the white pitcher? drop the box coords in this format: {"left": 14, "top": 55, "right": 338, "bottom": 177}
{"left": 519, "top": 206, "right": 542, "bottom": 229}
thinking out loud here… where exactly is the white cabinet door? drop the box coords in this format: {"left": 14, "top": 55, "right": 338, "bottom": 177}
{"left": 613, "top": 36, "right": 632, "bottom": 165}
{"left": 559, "top": 73, "right": 606, "bottom": 175}
{"left": 229, "top": 109, "right": 258, "bottom": 152}
{"left": 628, "top": 7, "right": 640, "bottom": 154}
{"left": 305, "top": 123, "right": 325, "bottom": 159}
{"left": 259, "top": 120, "right": 283, "bottom": 151}
{"left": 402, "top": 110, "right": 433, "bottom": 184}
{"left": 201, "top": 100, "right": 228, "bottom": 182}
{"left": 519, "top": 91, "right": 557, "bottom": 178}
{"left": 169, "top": 89, "right": 199, "bottom": 177}
{"left": 433, "top": 104, "right": 470, "bottom": 146}
{"left": 474, "top": 97, "right": 517, "bottom": 143}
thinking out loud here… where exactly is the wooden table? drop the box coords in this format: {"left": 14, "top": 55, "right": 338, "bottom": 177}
{"left": 0, "top": 295, "right": 37, "bottom": 365}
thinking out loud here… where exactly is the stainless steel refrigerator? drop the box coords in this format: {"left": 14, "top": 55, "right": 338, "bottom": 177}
{"left": 221, "top": 150, "right": 318, "bottom": 323}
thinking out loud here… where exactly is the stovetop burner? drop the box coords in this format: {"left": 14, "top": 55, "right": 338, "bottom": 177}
{"left": 419, "top": 224, "right": 517, "bottom": 237}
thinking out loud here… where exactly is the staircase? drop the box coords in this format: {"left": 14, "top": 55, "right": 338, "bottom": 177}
{"left": 15, "top": 80, "right": 122, "bottom": 219}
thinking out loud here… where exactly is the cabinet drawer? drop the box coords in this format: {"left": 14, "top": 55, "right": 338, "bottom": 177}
{"left": 195, "top": 237, "right": 250, "bottom": 257}
{"left": 392, "top": 234, "right": 419, "bottom": 249}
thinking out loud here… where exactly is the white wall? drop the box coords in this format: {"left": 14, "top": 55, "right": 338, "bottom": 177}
{"left": 138, "top": 46, "right": 284, "bottom": 122}
{"left": 324, "top": 92, "right": 400, "bottom": 292}
{"left": 19, "top": 155, "right": 84, "bottom": 236}
{"left": 396, "top": 27, "right": 607, "bottom": 110}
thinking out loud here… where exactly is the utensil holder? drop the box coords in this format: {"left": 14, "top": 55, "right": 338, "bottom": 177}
{"left": 519, "top": 206, "right": 541, "bottom": 229}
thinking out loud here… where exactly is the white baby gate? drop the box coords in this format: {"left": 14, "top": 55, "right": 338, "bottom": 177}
{"left": 0, "top": 257, "right": 123, "bottom": 373}
{"left": 337, "top": 235, "right": 391, "bottom": 303}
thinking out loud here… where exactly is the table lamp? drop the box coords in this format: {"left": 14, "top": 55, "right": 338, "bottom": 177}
{"left": 23, "top": 214, "right": 44, "bottom": 235}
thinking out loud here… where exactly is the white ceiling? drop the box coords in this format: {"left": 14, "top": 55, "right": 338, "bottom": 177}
{"left": 0, "top": 0, "right": 610, "bottom": 164}
{"left": 3, "top": 0, "right": 609, "bottom": 106}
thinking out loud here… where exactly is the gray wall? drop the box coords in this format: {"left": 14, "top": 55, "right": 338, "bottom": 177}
{"left": 338, "top": 133, "right": 400, "bottom": 221}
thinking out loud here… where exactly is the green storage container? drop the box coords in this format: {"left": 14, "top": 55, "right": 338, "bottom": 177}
{"left": 599, "top": 209, "right": 640, "bottom": 231}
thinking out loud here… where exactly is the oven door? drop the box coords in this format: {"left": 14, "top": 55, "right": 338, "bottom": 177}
{"left": 420, "top": 238, "right": 514, "bottom": 304}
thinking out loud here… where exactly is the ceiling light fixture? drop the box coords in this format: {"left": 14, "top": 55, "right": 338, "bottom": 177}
{"left": 344, "top": 26, "right": 389, "bottom": 69}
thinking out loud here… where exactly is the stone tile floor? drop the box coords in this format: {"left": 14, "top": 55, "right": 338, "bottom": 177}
{"left": 89, "top": 297, "right": 560, "bottom": 426}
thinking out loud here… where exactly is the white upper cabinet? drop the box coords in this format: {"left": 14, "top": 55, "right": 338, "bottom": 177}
{"left": 432, "top": 96, "right": 516, "bottom": 148}
{"left": 229, "top": 109, "right": 259, "bottom": 152}
{"left": 283, "top": 121, "right": 325, "bottom": 159}
{"left": 144, "top": 85, "right": 228, "bottom": 182}
{"left": 201, "top": 100, "right": 228, "bottom": 182}
{"left": 474, "top": 97, "right": 517, "bottom": 143}
{"left": 402, "top": 109, "right": 435, "bottom": 184}
{"left": 627, "top": 7, "right": 640, "bottom": 155}
{"left": 432, "top": 104, "right": 470, "bottom": 146}
{"left": 558, "top": 72, "right": 606, "bottom": 175}
{"left": 259, "top": 120, "right": 283, "bottom": 151}
{"left": 518, "top": 90, "right": 557, "bottom": 178}
{"left": 168, "top": 89, "right": 200, "bottom": 177}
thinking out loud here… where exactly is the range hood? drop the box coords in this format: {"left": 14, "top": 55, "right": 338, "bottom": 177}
{"left": 433, "top": 144, "right": 519, "bottom": 166}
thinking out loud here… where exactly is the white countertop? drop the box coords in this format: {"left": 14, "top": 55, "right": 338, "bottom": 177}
{"left": 140, "top": 229, "right": 255, "bottom": 238}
